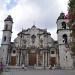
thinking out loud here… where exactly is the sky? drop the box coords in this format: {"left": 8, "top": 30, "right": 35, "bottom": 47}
{"left": 0, "top": 0, "right": 69, "bottom": 44}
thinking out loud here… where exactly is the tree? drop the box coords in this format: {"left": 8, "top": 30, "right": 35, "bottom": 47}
{"left": 68, "top": 0, "right": 75, "bottom": 55}
{"left": 68, "top": 0, "right": 75, "bottom": 20}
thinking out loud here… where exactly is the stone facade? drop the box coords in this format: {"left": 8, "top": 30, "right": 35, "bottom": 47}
{"left": 0, "top": 15, "right": 59, "bottom": 68}
{"left": 0, "top": 13, "right": 73, "bottom": 69}
{"left": 8, "top": 25, "right": 58, "bottom": 68}
{"left": 57, "top": 13, "right": 73, "bottom": 69}
{"left": 1, "top": 15, "right": 13, "bottom": 65}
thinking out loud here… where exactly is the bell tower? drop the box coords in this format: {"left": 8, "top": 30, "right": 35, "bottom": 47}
{"left": 57, "top": 13, "right": 73, "bottom": 69}
{"left": 1, "top": 15, "right": 13, "bottom": 65}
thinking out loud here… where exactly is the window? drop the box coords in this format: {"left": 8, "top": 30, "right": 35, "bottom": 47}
{"left": 40, "top": 39, "right": 43, "bottom": 47}
{"left": 13, "top": 50, "right": 16, "bottom": 53}
{"left": 20, "top": 33, "right": 23, "bottom": 38}
{"left": 24, "top": 45, "right": 26, "bottom": 48}
{"left": 62, "top": 34, "right": 67, "bottom": 43}
{"left": 23, "top": 39, "right": 26, "bottom": 44}
{"left": 62, "top": 22, "right": 66, "bottom": 29}
{"left": 4, "top": 36, "right": 6, "bottom": 42}
{"left": 51, "top": 51, "right": 55, "bottom": 54}
{"left": 31, "top": 35, "right": 36, "bottom": 43}
{"left": 5, "top": 24, "right": 8, "bottom": 30}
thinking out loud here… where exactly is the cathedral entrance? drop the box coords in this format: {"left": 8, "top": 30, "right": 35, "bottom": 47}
{"left": 29, "top": 53, "right": 36, "bottom": 66}
{"left": 11, "top": 56, "right": 16, "bottom": 65}
{"left": 50, "top": 57, "right": 56, "bottom": 67}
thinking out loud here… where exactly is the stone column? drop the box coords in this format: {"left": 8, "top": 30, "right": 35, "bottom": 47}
{"left": 18, "top": 51, "right": 21, "bottom": 66}
{"left": 36, "top": 52, "right": 38, "bottom": 66}
{"left": 9, "top": 54, "right": 11, "bottom": 65}
{"left": 17, "top": 54, "right": 19, "bottom": 66}
{"left": 26, "top": 53, "right": 29, "bottom": 66}
{"left": 46, "top": 52, "right": 48, "bottom": 66}
{"left": 45, "top": 52, "right": 48, "bottom": 67}
{"left": 42, "top": 52, "right": 44, "bottom": 66}
{"left": 24, "top": 51, "right": 26, "bottom": 65}
{"left": 6, "top": 53, "right": 8, "bottom": 65}
{"left": 48, "top": 52, "right": 50, "bottom": 66}
{"left": 56, "top": 54, "right": 59, "bottom": 66}
{"left": 45, "top": 52, "right": 47, "bottom": 66}
{"left": 43, "top": 51, "right": 45, "bottom": 68}
{"left": 20, "top": 51, "right": 22, "bottom": 65}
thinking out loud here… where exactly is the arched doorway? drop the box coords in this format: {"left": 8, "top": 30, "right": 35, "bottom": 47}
{"left": 11, "top": 56, "right": 16, "bottom": 65}
{"left": 11, "top": 51, "right": 16, "bottom": 66}
{"left": 29, "top": 53, "right": 36, "bottom": 66}
{"left": 50, "top": 57, "right": 56, "bottom": 67}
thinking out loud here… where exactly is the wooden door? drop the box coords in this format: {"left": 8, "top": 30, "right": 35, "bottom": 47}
{"left": 29, "top": 53, "right": 36, "bottom": 66}
{"left": 50, "top": 57, "right": 56, "bottom": 67}
{"left": 11, "top": 56, "right": 16, "bottom": 65}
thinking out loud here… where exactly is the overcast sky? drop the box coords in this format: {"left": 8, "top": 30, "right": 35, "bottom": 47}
{"left": 0, "top": 0, "right": 69, "bottom": 44}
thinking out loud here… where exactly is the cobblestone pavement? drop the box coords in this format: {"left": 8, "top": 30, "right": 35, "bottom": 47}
{"left": 1, "top": 69, "right": 75, "bottom": 75}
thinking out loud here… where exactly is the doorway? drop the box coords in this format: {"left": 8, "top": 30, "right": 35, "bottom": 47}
{"left": 29, "top": 53, "right": 36, "bottom": 66}
{"left": 11, "top": 56, "right": 16, "bottom": 65}
{"left": 50, "top": 57, "right": 56, "bottom": 67}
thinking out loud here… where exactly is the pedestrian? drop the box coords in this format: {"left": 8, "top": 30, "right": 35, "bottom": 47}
{"left": 52, "top": 64, "right": 56, "bottom": 71}
{"left": 22, "top": 64, "right": 25, "bottom": 69}
{"left": 49, "top": 65, "right": 52, "bottom": 70}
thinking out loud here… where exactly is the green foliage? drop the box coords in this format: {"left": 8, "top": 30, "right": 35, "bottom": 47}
{"left": 68, "top": 0, "right": 75, "bottom": 55}
{"left": 68, "top": 0, "right": 75, "bottom": 20}
{"left": 71, "top": 42, "right": 75, "bottom": 55}
{"left": 68, "top": 0, "right": 75, "bottom": 11}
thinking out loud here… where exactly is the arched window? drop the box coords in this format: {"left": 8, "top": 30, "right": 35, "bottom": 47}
{"left": 51, "top": 51, "right": 55, "bottom": 54}
{"left": 31, "top": 35, "right": 36, "bottom": 43}
{"left": 62, "top": 22, "right": 66, "bottom": 29}
{"left": 13, "top": 50, "right": 16, "bottom": 53}
{"left": 4, "top": 36, "right": 6, "bottom": 42}
{"left": 62, "top": 34, "right": 67, "bottom": 43}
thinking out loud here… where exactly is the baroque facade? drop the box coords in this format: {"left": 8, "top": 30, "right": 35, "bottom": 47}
{"left": 10, "top": 25, "right": 58, "bottom": 67}
{"left": 0, "top": 13, "right": 74, "bottom": 69}
{"left": 1, "top": 15, "right": 59, "bottom": 68}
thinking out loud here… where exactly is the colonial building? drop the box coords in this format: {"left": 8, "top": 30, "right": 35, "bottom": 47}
{"left": 1, "top": 15, "right": 59, "bottom": 68}
{"left": 0, "top": 13, "right": 73, "bottom": 69}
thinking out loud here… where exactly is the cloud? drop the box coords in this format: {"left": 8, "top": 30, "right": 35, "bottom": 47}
{"left": 6, "top": 0, "right": 17, "bottom": 10}
{"left": 0, "top": 0, "right": 69, "bottom": 44}
{"left": 10, "top": 0, "right": 60, "bottom": 29}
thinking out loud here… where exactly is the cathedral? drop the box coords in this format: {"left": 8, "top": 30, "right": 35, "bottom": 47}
{"left": 0, "top": 13, "right": 74, "bottom": 69}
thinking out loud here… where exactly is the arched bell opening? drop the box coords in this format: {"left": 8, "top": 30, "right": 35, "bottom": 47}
{"left": 62, "top": 34, "right": 67, "bottom": 44}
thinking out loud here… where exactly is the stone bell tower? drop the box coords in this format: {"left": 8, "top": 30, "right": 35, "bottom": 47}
{"left": 57, "top": 13, "right": 73, "bottom": 69}
{"left": 1, "top": 15, "right": 13, "bottom": 65}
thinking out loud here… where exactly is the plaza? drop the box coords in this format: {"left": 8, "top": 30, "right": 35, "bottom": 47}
{"left": 1, "top": 69, "right": 75, "bottom": 75}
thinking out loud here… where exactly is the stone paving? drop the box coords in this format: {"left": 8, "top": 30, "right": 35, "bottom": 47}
{"left": 1, "top": 69, "right": 75, "bottom": 75}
